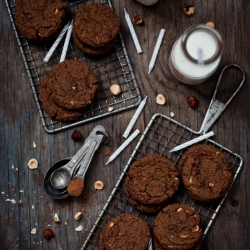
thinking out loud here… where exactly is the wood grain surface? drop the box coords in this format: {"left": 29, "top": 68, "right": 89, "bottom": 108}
{"left": 0, "top": 0, "right": 250, "bottom": 249}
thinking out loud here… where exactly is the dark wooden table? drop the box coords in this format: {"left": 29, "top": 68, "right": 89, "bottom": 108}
{"left": 1, "top": 0, "right": 250, "bottom": 249}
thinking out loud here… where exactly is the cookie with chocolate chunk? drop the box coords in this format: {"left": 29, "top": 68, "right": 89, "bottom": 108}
{"left": 47, "top": 59, "right": 98, "bottom": 110}
{"left": 72, "top": 28, "right": 116, "bottom": 56}
{"left": 38, "top": 75, "right": 83, "bottom": 121}
{"left": 178, "top": 144, "right": 233, "bottom": 203}
{"left": 152, "top": 203, "right": 203, "bottom": 250}
{"left": 14, "top": 0, "right": 66, "bottom": 42}
{"left": 73, "top": 3, "right": 121, "bottom": 48}
{"left": 99, "top": 213, "right": 150, "bottom": 250}
{"left": 124, "top": 155, "right": 180, "bottom": 213}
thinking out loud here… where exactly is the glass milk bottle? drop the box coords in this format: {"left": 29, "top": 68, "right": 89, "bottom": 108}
{"left": 169, "top": 24, "right": 223, "bottom": 85}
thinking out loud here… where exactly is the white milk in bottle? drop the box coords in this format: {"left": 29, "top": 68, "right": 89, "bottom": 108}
{"left": 169, "top": 24, "right": 223, "bottom": 85}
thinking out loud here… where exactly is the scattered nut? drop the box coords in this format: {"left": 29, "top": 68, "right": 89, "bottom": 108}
{"left": 216, "top": 151, "right": 220, "bottom": 155}
{"left": 156, "top": 94, "right": 166, "bottom": 105}
{"left": 110, "top": 84, "right": 122, "bottom": 95}
{"left": 71, "top": 129, "right": 82, "bottom": 141}
{"left": 75, "top": 225, "right": 83, "bottom": 232}
{"left": 109, "top": 222, "right": 114, "bottom": 227}
{"left": 188, "top": 96, "right": 198, "bottom": 109}
{"left": 11, "top": 199, "right": 16, "bottom": 204}
{"left": 108, "top": 107, "right": 114, "bottom": 112}
{"left": 183, "top": 6, "right": 195, "bottom": 15}
{"left": 54, "top": 213, "right": 61, "bottom": 223}
{"left": 5, "top": 199, "right": 11, "bottom": 202}
{"left": 31, "top": 228, "right": 36, "bottom": 235}
{"left": 209, "top": 182, "right": 215, "bottom": 187}
{"left": 27, "top": 158, "right": 38, "bottom": 169}
{"left": 192, "top": 225, "right": 200, "bottom": 232}
{"left": 177, "top": 207, "right": 182, "bottom": 212}
{"left": 133, "top": 14, "right": 143, "bottom": 25}
{"left": 179, "top": 234, "right": 189, "bottom": 238}
{"left": 189, "top": 177, "right": 193, "bottom": 183}
{"left": 94, "top": 181, "right": 104, "bottom": 190}
{"left": 43, "top": 229, "right": 54, "bottom": 240}
{"left": 74, "top": 211, "right": 83, "bottom": 221}
{"left": 206, "top": 22, "right": 215, "bottom": 28}
{"left": 170, "top": 112, "right": 174, "bottom": 117}
{"left": 18, "top": 201, "right": 23, "bottom": 206}
{"left": 55, "top": 8, "right": 58, "bottom": 14}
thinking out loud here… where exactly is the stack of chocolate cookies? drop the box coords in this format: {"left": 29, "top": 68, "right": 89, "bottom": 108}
{"left": 38, "top": 59, "right": 98, "bottom": 121}
{"left": 14, "top": 0, "right": 66, "bottom": 42}
{"left": 73, "top": 3, "right": 121, "bottom": 56}
{"left": 124, "top": 155, "right": 180, "bottom": 213}
{"left": 99, "top": 213, "right": 150, "bottom": 250}
{"left": 152, "top": 203, "right": 203, "bottom": 250}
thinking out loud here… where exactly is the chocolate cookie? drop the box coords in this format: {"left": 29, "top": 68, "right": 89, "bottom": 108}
{"left": 47, "top": 60, "right": 98, "bottom": 110}
{"left": 178, "top": 144, "right": 233, "bottom": 203}
{"left": 124, "top": 155, "right": 180, "bottom": 212}
{"left": 73, "top": 3, "right": 121, "bottom": 48}
{"left": 99, "top": 213, "right": 150, "bottom": 250}
{"left": 14, "top": 0, "right": 66, "bottom": 42}
{"left": 38, "top": 75, "right": 83, "bottom": 121}
{"left": 72, "top": 28, "right": 116, "bottom": 56}
{"left": 152, "top": 203, "right": 203, "bottom": 250}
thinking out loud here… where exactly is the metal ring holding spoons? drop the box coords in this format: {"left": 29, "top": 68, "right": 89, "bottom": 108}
{"left": 49, "top": 125, "right": 107, "bottom": 190}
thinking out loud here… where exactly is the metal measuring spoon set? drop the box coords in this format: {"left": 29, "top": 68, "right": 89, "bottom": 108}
{"left": 43, "top": 125, "right": 108, "bottom": 199}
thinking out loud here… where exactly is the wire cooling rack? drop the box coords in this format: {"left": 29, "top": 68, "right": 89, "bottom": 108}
{"left": 5, "top": 0, "right": 141, "bottom": 133}
{"left": 80, "top": 113, "right": 243, "bottom": 249}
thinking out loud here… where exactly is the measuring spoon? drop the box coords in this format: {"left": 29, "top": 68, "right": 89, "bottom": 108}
{"left": 50, "top": 125, "right": 106, "bottom": 190}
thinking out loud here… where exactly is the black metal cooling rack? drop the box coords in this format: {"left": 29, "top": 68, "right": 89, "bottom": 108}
{"left": 5, "top": 0, "right": 141, "bottom": 133}
{"left": 80, "top": 113, "right": 243, "bottom": 249}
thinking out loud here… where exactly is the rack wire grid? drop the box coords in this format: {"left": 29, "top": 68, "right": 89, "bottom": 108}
{"left": 81, "top": 113, "right": 243, "bottom": 250}
{"left": 5, "top": 0, "right": 141, "bottom": 133}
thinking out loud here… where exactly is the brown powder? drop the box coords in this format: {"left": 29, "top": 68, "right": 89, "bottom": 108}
{"left": 67, "top": 178, "right": 84, "bottom": 197}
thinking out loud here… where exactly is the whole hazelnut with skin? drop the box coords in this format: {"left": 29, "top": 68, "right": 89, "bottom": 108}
{"left": 71, "top": 129, "right": 82, "bottom": 141}
{"left": 43, "top": 229, "right": 54, "bottom": 240}
{"left": 188, "top": 96, "right": 199, "bottom": 109}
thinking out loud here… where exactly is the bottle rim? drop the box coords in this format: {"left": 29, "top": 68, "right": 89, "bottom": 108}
{"left": 181, "top": 24, "right": 223, "bottom": 65}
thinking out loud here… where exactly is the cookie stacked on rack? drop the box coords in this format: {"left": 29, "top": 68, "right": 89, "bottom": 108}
{"left": 38, "top": 59, "right": 98, "bottom": 121}
{"left": 124, "top": 155, "right": 180, "bottom": 213}
{"left": 72, "top": 3, "right": 121, "bottom": 56}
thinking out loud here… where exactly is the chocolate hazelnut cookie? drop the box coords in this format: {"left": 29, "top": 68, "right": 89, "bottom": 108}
{"left": 73, "top": 3, "right": 121, "bottom": 48}
{"left": 152, "top": 203, "right": 203, "bottom": 250}
{"left": 178, "top": 144, "right": 233, "bottom": 203}
{"left": 72, "top": 28, "right": 116, "bottom": 56}
{"left": 124, "top": 155, "right": 180, "bottom": 213}
{"left": 99, "top": 213, "right": 150, "bottom": 250}
{"left": 38, "top": 75, "right": 83, "bottom": 121}
{"left": 14, "top": 0, "right": 66, "bottom": 42}
{"left": 47, "top": 59, "right": 98, "bottom": 110}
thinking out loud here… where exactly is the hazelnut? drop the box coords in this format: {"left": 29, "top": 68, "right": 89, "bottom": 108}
{"left": 206, "top": 22, "right": 215, "bottom": 28}
{"left": 75, "top": 225, "right": 83, "bottom": 232}
{"left": 54, "top": 213, "right": 61, "bottom": 223}
{"left": 109, "top": 222, "right": 114, "bottom": 227}
{"left": 188, "top": 96, "right": 198, "bottom": 109}
{"left": 71, "top": 129, "right": 82, "bottom": 141}
{"left": 18, "top": 201, "right": 23, "bottom": 206}
{"left": 43, "top": 229, "right": 54, "bottom": 240}
{"left": 177, "top": 207, "right": 182, "bottom": 212}
{"left": 209, "top": 182, "right": 215, "bottom": 187}
{"left": 133, "top": 14, "right": 143, "bottom": 25}
{"left": 183, "top": 6, "right": 195, "bottom": 15}
{"left": 27, "top": 158, "right": 38, "bottom": 169}
{"left": 156, "top": 94, "right": 166, "bottom": 105}
{"left": 55, "top": 8, "right": 58, "bottom": 14}
{"left": 179, "top": 234, "right": 189, "bottom": 238}
{"left": 11, "top": 199, "right": 16, "bottom": 204}
{"left": 170, "top": 112, "right": 174, "bottom": 117}
{"left": 110, "top": 84, "right": 122, "bottom": 95}
{"left": 94, "top": 181, "right": 104, "bottom": 190}
{"left": 74, "top": 211, "right": 83, "bottom": 221}
{"left": 192, "top": 225, "right": 200, "bottom": 232}
{"left": 108, "top": 107, "right": 114, "bottom": 112}
{"left": 31, "top": 228, "right": 36, "bottom": 235}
